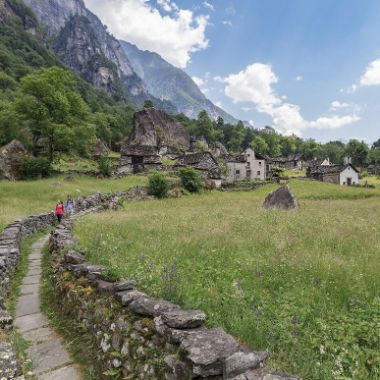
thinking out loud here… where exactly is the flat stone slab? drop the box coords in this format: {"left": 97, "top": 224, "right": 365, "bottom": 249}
{"left": 14, "top": 313, "right": 49, "bottom": 332}
{"left": 27, "top": 340, "right": 72, "bottom": 374}
{"left": 28, "top": 253, "right": 42, "bottom": 261}
{"left": 16, "top": 294, "right": 40, "bottom": 317}
{"left": 22, "top": 275, "right": 41, "bottom": 285}
{"left": 20, "top": 283, "right": 39, "bottom": 295}
{"left": 39, "top": 365, "right": 82, "bottom": 380}
{"left": 23, "top": 327, "right": 56, "bottom": 344}
{"left": 27, "top": 268, "right": 42, "bottom": 276}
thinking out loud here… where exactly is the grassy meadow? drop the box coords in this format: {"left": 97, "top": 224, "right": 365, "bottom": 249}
{"left": 74, "top": 179, "right": 380, "bottom": 380}
{"left": 0, "top": 174, "right": 146, "bottom": 231}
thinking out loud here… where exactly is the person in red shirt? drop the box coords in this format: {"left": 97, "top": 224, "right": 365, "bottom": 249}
{"left": 55, "top": 200, "right": 65, "bottom": 223}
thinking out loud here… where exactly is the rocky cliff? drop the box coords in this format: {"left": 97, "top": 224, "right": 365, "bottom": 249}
{"left": 121, "top": 40, "right": 238, "bottom": 124}
{"left": 22, "top": 0, "right": 175, "bottom": 111}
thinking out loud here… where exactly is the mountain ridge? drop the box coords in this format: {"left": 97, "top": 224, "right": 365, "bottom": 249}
{"left": 121, "top": 40, "right": 239, "bottom": 124}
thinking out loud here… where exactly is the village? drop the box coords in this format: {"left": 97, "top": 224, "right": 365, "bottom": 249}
{"left": 111, "top": 107, "right": 365, "bottom": 188}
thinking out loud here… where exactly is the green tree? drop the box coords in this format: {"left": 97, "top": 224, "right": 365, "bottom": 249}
{"left": 143, "top": 100, "right": 154, "bottom": 108}
{"left": 228, "top": 121, "right": 245, "bottom": 152}
{"left": 301, "top": 139, "right": 322, "bottom": 160}
{"left": 251, "top": 136, "right": 269, "bottom": 155}
{"left": 345, "top": 139, "right": 369, "bottom": 167}
{"left": 16, "top": 67, "right": 95, "bottom": 161}
{"left": 196, "top": 110, "right": 214, "bottom": 143}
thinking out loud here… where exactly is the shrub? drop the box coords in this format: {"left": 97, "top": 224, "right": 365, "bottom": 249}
{"left": 148, "top": 171, "right": 169, "bottom": 198}
{"left": 98, "top": 155, "right": 114, "bottom": 177}
{"left": 178, "top": 167, "right": 202, "bottom": 193}
{"left": 19, "top": 157, "right": 52, "bottom": 179}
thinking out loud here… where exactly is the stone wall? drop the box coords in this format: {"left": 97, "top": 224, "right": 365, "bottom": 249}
{"left": 0, "top": 186, "right": 150, "bottom": 378}
{"left": 48, "top": 222, "right": 300, "bottom": 380}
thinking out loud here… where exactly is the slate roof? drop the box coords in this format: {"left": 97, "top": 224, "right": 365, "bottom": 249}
{"left": 287, "top": 153, "right": 305, "bottom": 162}
{"left": 310, "top": 164, "right": 359, "bottom": 175}
{"left": 176, "top": 152, "right": 217, "bottom": 166}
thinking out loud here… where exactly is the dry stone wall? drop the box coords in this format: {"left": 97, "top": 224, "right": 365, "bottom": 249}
{"left": 48, "top": 222, "right": 300, "bottom": 379}
{"left": 0, "top": 186, "right": 150, "bottom": 378}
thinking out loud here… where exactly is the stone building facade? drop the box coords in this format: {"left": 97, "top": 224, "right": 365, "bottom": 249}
{"left": 224, "top": 148, "right": 266, "bottom": 183}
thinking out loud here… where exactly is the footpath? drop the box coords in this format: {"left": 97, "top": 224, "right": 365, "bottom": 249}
{"left": 14, "top": 235, "right": 82, "bottom": 380}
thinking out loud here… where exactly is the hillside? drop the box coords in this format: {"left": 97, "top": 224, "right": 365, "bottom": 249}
{"left": 22, "top": 0, "right": 176, "bottom": 112}
{"left": 121, "top": 40, "right": 238, "bottom": 124}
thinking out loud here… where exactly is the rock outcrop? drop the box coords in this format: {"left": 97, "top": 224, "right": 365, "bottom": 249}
{"left": 0, "top": 140, "right": 29, "bottom": 180}
{"left": 262, "top": 185, "right": 299, "bottom": 210}
{"left": 129, "top": 108, "right": 191, "bottom": 154}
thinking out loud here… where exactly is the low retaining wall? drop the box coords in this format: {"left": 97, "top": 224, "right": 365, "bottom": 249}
{"left": 48, "top": 223, "right": 300, "bottom": 379}
{"left": 0, "top": 186, "right": 150, "bottom": 379}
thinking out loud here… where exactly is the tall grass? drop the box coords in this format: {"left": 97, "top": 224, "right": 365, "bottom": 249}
{"left": 74, "top": 180, "right": 380, "bottom": 380}
{"left": 0, "top": 174, "right": 146, "bottom": 231}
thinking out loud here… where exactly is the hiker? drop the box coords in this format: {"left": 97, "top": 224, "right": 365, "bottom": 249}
{"left": 65, "top": 195, "right": 75, "bottom": 216}
{"left": 55, "top": 200, "right": 65, "bottom": 223}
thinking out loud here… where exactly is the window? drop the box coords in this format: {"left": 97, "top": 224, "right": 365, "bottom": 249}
{"left": 236, "top": 170, "right": 240, "bottom": 174}
{"left": 257, "top": 171, "right": 261, "bottom": 176}
{"left": 247, "top": 162, "right": 250, "bottom": 167}
{"left": 259, "top": 161, "right": 262, "bottom": 166}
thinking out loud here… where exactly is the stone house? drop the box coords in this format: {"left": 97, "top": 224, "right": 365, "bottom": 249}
{"left": 175, "top": 152, "right": 222, "bottom": 187}
{"left": 310, "top": 159, "right": 360, "bottom": 186}
{"left": 119, "top": 143, "right": 162, "bottom": 175}
{"left": 285, "top": 153, "right": 306, "bottom": 170}
{"left": 223, "top": 148, "right": 266, "bottom": 183}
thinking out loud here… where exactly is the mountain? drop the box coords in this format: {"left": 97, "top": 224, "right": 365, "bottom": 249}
{"left": 120, "top": 41, "right": 239, "bottom": 125}
{"left": 22, "top": 0, "right": 176, "bottom": 112}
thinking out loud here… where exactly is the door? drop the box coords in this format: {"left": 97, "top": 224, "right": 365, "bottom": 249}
{"left": 347, "top": 178, "right": 352, "bottom": 186}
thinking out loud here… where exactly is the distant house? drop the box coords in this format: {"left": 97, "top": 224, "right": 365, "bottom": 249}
{"left": 310, "top": 163, "right": 359, "bottom": 186}
{"left": 119, "top": 143, "right": 162, "bottom": 175}
{"left": 223, "top": 148, "right": 266, "bottom": 183}
{"left": 285, "top": 153, "right": 306, "bottom": 170}
{"left": 175, "top": 152, "right": 222, "bottom": 187}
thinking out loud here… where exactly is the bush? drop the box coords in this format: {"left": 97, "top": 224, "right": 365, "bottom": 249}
{"left": 148, "top": 171, "right": 169, "bottom": 198}
{"left": 19, "top": 157, "right": 52, "bottom": 179}
{"left": 98, "top": 155, "right": 114, "bottom": 177}
{"left": 178, "top": 167, "right": 202, "bottom": 193}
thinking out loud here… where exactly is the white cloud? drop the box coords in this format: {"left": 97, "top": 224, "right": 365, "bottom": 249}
{"left": 214, "top": 101, "right": 223, "bottom": 108}
{"left": 225, "top": 5, "right": 236, "bottom": 16}
{"left": 329, "top": 100, "right": 350, "bottom": 111}
{"left": 192, "top": 76, "right": 205, "bottom": 87}
{"left": 84, "top": 0, "right": 209, "bottom": 68}
{"left": 217, "top": 63, "right": 360, "bottom": 136}
{"left": 296, "top": 75, "right": 303, "bottom": 81}
{"left": 360, "top": 58, "right": 380, "bottom": 87}
{"left": 203, "top": 1, "right": 214, "bottom": 11}
{"left": 157, "top": 0, "right": 178, "bottom": 12}
{"left": 342, "top": 58, "right": 380, "bottom": 93}
{"left": 222, "top": 20, "right": 232, "bottom": 26}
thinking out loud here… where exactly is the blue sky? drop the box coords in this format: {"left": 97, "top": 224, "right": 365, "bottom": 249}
{"left": 85, "top": 0, "right": 380, "bottom": 143}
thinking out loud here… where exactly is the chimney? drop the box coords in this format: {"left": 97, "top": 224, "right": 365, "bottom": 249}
{"left": 343, "top": 157, "right": 352, "bottom": 165}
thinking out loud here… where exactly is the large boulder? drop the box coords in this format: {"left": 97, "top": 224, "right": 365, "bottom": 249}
{"left": 262, "top": 185, "right": 299, "bottom": 210}
{"left": 0, "top": 140, "right": 29, "bottom": 180}
{"left": 91, "top": 140, "right": 109, "bottom": 159}
{"left": 121, "top": 108, "right": 191, "bottom": 156}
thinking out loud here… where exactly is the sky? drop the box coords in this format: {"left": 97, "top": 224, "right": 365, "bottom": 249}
{"left": 83, "top": 0, "right": 380, "bottom": 144}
